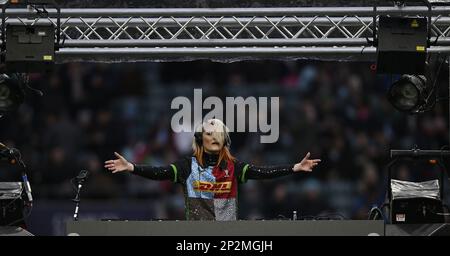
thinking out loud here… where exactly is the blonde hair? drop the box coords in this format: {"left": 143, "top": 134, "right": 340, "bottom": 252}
{"left": 192, "top": 119, "right": 235, "bottom": 167}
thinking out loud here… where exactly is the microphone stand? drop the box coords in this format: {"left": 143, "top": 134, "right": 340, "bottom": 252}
{"left": 4, "top": 147, "right": 33, "bottom": 207}
{"left": 72, "top": 170, "right": 88, "bottom": 221}
{"left": 0, "top": 146, "right": 33, "bottom": 228}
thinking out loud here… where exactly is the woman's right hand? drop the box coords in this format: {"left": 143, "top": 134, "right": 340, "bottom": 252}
{"left": 104, "top": 152, "right": 134, "bottom": 173}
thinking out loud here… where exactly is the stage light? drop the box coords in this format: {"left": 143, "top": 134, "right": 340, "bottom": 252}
{"left": 0, "top": 74, "right": 25, "bottom": 116}
{"left": 5, "top": 24, "right": 55, "bottom": 73}
{"left": 376, "top": 16, "right": 428, "bottom": 75}
{"left": 387, "top": 74, "right": 431, "bottom": 113}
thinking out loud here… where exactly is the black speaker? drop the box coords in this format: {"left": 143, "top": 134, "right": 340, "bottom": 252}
{"left": 5, "top": 24, "right": 55, "bottom": 72}
{"left": 391, "top": 197, "right": 445, "bottom": 224}
{"left": 376, "top": 16, "right": 428, "bottom": 74}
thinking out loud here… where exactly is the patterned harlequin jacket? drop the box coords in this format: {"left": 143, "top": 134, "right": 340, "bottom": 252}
{"left": 132, "top": 153, "right": 295, "bottom": 220}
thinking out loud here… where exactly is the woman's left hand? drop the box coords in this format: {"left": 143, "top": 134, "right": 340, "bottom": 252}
{"left": 293, "top": 152, "right": 321, "bottom": 172}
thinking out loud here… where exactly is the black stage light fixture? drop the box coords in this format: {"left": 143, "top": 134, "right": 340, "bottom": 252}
{"left": 0, "top": 73, "right": 25, "bottom": 116}
{"left": 2, "top": 0, "right": 60, "bottom": 72}
{"left": 387, "top": 74, "right": 431, "bottom": 113}
{"left": 5, "top": 24, "right": 55, "bottom": 73}
{"left": 376, "top": 16, "right": 428, "bottom": 75}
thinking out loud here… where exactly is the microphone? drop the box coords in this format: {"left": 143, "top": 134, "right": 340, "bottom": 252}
{"left": 9, "top": 148, "right": 32, "bottom": 204}
{"left": 22, "top": 173, "right": 33, "bottom": 203}
{"left": 75, "top": 170, "right": 89, "bottom": 183}
{"left": 0, "top": 144, "right": 22, "bottom": 165}
{"left": 72, "top": 170, "right": 89, "bottom": 221}
{"left": 0, "top": 143, "right": 33, "bottom": 204}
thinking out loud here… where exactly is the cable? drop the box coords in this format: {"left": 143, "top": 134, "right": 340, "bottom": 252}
{"left": 428, "top": 207, "right": 450, "bottom": 218}
{"left": 1, "top": 185, "right": 24, "bottom": 212}
{"left": 5, "top": 203, "right": 33, "bottom": 227}
{"left": 276, "top": 214, "right": 290, "bottom": 220}
{"left": 0, "top": 143, "right": 33, "bottom": 226}
{"left": 29, "top": 4, "right": 49, "bottom": 17}
{"left": 70, "top": 177, "right": 79, "bottom": 193}
{"left": 368, "top": 206, "right": 384, "bottom": 220}
{"left": 2, "top": 184, "right": 33, "bottom": 227}
{"left": 434, "top": 212, "right": 450, "bottom": 216}
{"left": 440, "top": 145, "right": 449, "bottom": 175}
{"left": 17, "top": 73, "right": 44, "bottom": 97}
{"left": 428, "top": 223, "right": 448, "bottom": 236}
{"left": 430, "top": 14, "right": 443, "bottom": 47}
{"left": 297, "top": 213, "right": 346, "bottom": 220}
{"left": 360, "top": 45, "right": 369, "bottom": 55}
{"left": 417, "top": 55, "right": 446, "bottom": 113}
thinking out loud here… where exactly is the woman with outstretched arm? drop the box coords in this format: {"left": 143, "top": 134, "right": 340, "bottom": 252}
{"left": 105, "top": 119, "right": 321, "bottom": 221}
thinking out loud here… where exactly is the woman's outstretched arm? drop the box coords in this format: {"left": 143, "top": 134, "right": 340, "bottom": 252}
{"left": 238, "top": 152, "right": 321, "bottom": 182}
{"left": 105, "top": 152, "right": 179, "bottom": 181}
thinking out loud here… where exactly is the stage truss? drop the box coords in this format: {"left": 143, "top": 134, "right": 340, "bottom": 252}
{"left": 2, "top": 6, "right": 450, "bottom": 62}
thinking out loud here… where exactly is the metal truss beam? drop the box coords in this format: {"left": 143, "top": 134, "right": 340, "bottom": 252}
{"left": 2, "top": 6, "right": 450, "bottom": 62}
